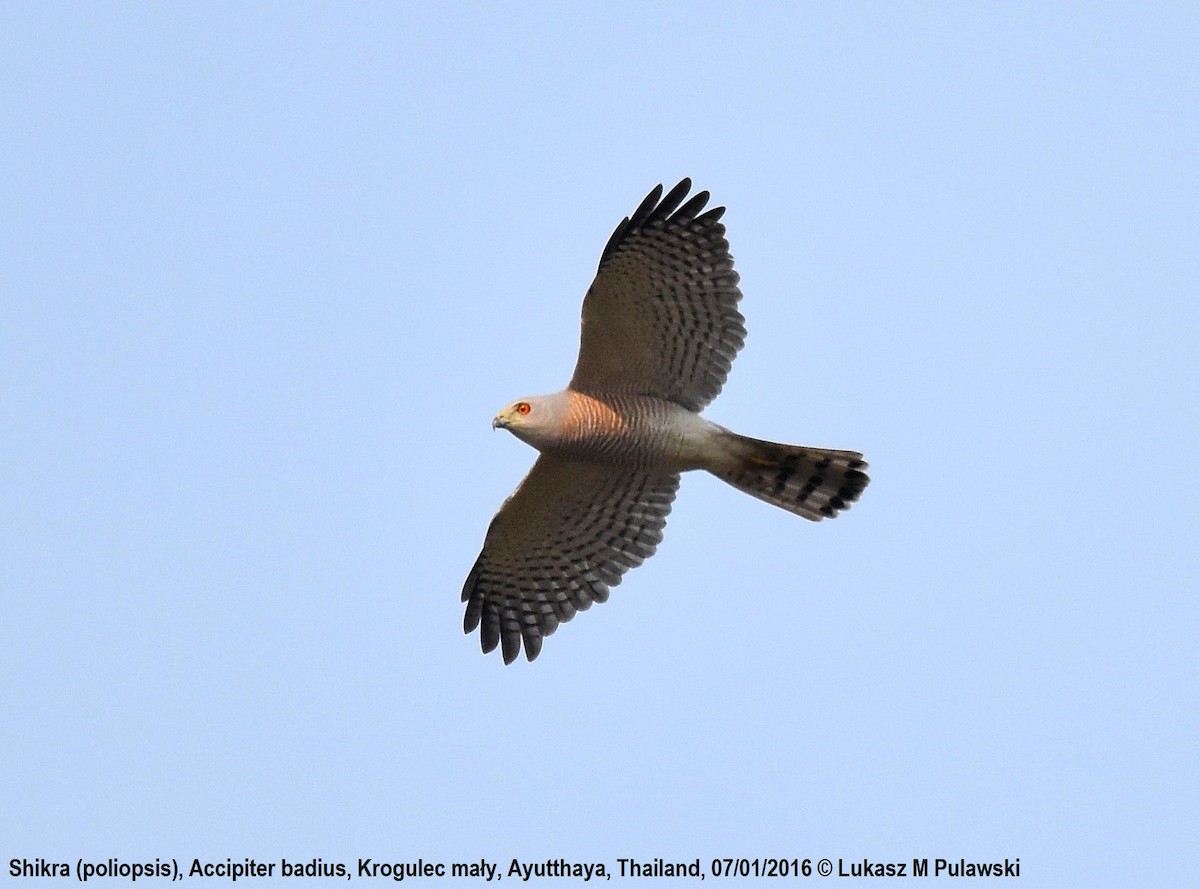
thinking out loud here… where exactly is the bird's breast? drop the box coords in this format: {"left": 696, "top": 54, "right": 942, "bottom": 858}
{"left": 554, "top": 391, "right": 724, "bottom": 471}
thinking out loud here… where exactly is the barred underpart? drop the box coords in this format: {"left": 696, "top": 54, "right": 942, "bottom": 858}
{"left": 569, "top": 179, "right": 746, "bottom": 413}
{"left": 462, "top": 460, "right": 680, "bottom": 664}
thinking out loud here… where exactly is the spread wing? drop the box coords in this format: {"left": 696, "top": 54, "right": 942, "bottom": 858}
{"left": 567, "top": 179, "right": 745, "bottom": 412}
{"left": 462, "top": 456, "right": 680, "bottom": 663}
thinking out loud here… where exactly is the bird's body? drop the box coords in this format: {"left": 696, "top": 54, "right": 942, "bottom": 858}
{"left": 464, "top": 180, "right": 869, "bottom": 663}
{"left": 497, "top": 391, "right": 724, "bottom": 472}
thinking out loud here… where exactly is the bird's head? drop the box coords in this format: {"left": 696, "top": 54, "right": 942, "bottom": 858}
{"left": 492, "top": 392, "right": 569, "bottom": 450}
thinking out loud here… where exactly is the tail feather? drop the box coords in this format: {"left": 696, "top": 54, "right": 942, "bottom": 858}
{"left": 711, "top": 434, "right": 869, "bottom": 521}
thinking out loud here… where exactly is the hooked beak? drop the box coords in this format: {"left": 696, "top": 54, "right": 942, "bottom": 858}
{"left": 492, "top": 415, "right": 506, "bottom": 430}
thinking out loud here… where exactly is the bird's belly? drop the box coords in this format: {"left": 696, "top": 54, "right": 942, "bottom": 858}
{"left": 556, "top": 394, "right": 725, "bottom": 472}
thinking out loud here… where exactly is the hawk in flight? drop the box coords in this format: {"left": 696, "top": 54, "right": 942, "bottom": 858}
{"left": 463, "top": 180, "right": 869, "bottom": 663}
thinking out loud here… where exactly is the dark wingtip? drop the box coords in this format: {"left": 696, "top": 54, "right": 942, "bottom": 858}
{"left": 649, "top": 178, "right": 693, "bottom": 223}
{"left": 600, "top": 178, "right": 718, "bottom": 268}
{"left": 628, "top": 182, "right": 666, "bottom": 227}
{"left": 500, "top": 630, "right": 520, "bottom": 664}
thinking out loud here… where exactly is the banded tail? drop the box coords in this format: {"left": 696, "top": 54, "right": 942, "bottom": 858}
{"left": 712, "top": 434, "right": 869, "bottom": 521}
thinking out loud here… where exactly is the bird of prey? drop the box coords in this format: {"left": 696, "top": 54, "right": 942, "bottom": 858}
{"left": 463, "top": 179, "right": 868, "bottom": 663}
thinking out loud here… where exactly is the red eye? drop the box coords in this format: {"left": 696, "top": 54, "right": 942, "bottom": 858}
{"left": 516, "top": 402, "right": 531, "bottom": 415}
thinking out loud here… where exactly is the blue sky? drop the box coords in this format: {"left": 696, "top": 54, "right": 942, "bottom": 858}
{"left": 2, "top": 3, "right": 1196, "bottom": 886}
